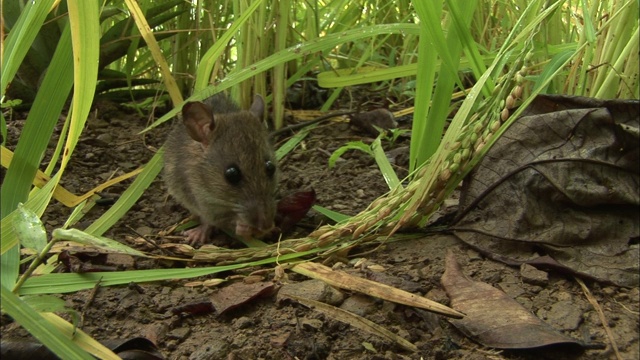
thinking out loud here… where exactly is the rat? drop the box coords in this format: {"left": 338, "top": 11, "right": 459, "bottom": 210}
{"left": 163, "top": 93, "right": 278, "bottom": 246}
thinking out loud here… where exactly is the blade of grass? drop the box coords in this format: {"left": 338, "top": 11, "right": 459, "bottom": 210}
{"left": 64, "top": 0, "right": 100, "bottom": 170}
{"left": 1, "top": 286, "right": 95, "bottom": 359}
{"left": 421, "top": 2, "right": 475, "bottom": 167}
{"left": 0, "top": 0, "right": 57, "bottom": 99}
{"left": 194, "top": 0, "right": 266, "bottom": 91}
{"left": 316, "top": 46, "right": 574, "bottom": 88}
{"left": 409, "top": 0, "right": 440, "bottom": 172}
{"left": 84, "top": 147, "right": 164, "bottom": 236}
{"left": 312, "top": 205, "right": 351, "bottom": 223}
{"left": 1, "top": 22, "right": 75, "bottom": 289}
{"left": 1, "top": 146, "right": 143, "bottom": 207}
{"left": 18, "top": 247, "right": 321, "bottom": 295}
{"left": 371, "top": 137, "right": 400, "bottom": 190}
{"left": 124, "top": 0, "right": 182, "bottom": 105}
{"left": 275, "top": 126, "right": 312, "bottom": 161}
{"left": 41, "top": 312, "right": 121, "bottom": 359}
{"left": 271, "top": 0, "right": 290, "bottom": 129}
{"left": 287, "top": 294, "right": 418, "bottom": 352}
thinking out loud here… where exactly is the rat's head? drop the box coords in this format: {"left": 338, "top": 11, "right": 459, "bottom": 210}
{"left": 182, "top": 95, "right": 278, "bottom": 238}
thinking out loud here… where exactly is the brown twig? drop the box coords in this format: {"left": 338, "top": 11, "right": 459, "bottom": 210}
{"left": 81, "top": 277, "right": 103, "bottom": 329}
{"left": 575, "top": 277, "right": 622, "bottom": 360}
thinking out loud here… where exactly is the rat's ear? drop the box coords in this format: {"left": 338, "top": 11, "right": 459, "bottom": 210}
{"left": 182, "top": 101, "right": 214, "bottom": 146}
{"left": 249, "top": 94, "right": 265, "bottom": 120}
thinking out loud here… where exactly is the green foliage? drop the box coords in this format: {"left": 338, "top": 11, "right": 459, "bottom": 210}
{"left": 385, "top": 128, "right": 410, "bottom": 147}
{"left": 328, "top": 135, "right": 401, "bottom": 190}
{"left": 312, "top": 205, "right": 352, "bottom": 223}
{"left": 14, "top": 204, "right": 48, "bottom": 254}
{"left": 328, "top": 141, "right": 374, "bottom": 168}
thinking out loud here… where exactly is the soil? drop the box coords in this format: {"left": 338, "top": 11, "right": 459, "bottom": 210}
{"left": 1, "top": 97, "right": 638, "bottom": 360}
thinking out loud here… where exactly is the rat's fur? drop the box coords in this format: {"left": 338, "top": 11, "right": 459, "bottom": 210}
{"left": 164, "top": 94, "right": 277, "bottom": 245}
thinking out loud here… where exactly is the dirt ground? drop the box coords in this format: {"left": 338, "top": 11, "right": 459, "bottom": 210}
{"left": 1, "top": 96, "right": 638, "bottom": 360}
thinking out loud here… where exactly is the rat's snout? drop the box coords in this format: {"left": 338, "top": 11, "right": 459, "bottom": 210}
{"left": 235, "top": 199, "right": 276, "bottom": 238}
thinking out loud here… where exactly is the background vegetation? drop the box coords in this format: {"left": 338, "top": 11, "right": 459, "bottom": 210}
{"left": 1, "top": 0, "right": 638, "bottom": 357}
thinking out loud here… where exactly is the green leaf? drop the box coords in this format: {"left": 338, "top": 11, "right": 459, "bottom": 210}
{"left": 1, "top": 0, "right": 57, "bottom": 98}
{"left": 14, "top": 203, "right": 47, "bottom": 253}
{"left": 328, "top": 141, "right": 372, "bottom": 168}
{"left": 1, "top": 17, "right": 73, "bottom": 219}
{"left": 52, "top": 228, "right": 148, "bottom": 257}
{"left": 275, "top": 126, "right": 312, "bottom": 161}
{"left": 1, "top": 22, "right": 74, "bottom": 291}
{"left": 143, "top": 23, "right": 421, "bottom": 133}
{"left": 533, "top": 48, "right": 575, "bottom": 93}
{"left": 371, "top": 137, "right": 401, "bottom": 190}
{"left": 312, "top": 205, "right": 351, "bottom": 223}
{"left": 194, "top": 0, "right": 266, "bottom": 90}
{"left": 1, "top": 286, "right": 94, "bottom": 360}
{"left": 23, "top": 294, "right": 69, "bottom": 313}
{"left": 85, "top": 148, "right": 164, "bottom": 236}
{"left": 362, "top": 341, "right": 377, "bottom": 353}
{"left": 19, "top": 249, "right": 321, "bottom": 295}
{"left": 65, "top": 0, "right": 100, "bottom": 168}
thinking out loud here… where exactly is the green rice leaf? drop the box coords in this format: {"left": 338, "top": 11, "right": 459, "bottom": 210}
{"left": 1, "top": 0, "right": 57, "bottom": 97}
{"left": 313, "top": 205, "right": 351, "bottom": 223}
{"left": 194, "top": 0, "right": 266, "bottom": 90}
{"left": 371, "top": 137, "right": 401, "bottom": 190}
{"left": 143, "top": 23, "right": 421, "bottom": 133}
{"left": 19, "top": 249, "right": 320, "bottom": 295}
{"left": 52, "top": 228, "right": 148, "bottom": 257}
{"left": 85, "top": 148, "right": 164, "bottom": 236}
{"left": 328, "top": 141, "right": 372, "bottom": 168}
{"left": 65, "top": 0, "right": 100, "bottom": 168}
{"left": 1, "top": 286, "right": 94, "bottom": 359}
{"left": 14, "top": 204, "right": 47, "bottom": 253}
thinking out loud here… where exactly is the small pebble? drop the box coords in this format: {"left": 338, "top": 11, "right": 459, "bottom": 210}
{"left": 95, "top": 133, "right": 112, "bottom": 145}
{"left": 233, "top": 316, "right": 254, "bottom": 330}
{"left": 167, "top": 327, "right": 190, "bottom": 340}
{"left": 520, "top": 264, "right": 549, "bottom": 286}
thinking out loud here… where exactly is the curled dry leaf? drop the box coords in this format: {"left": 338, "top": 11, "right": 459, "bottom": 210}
{"left": 275, "top": 189, "right": 317, "bottom": 234}
{"left": 453, "top": 95, "right": 639, "bottom": 286}
{"left": 441, "top": 250, "right": 585, "bottom": 351}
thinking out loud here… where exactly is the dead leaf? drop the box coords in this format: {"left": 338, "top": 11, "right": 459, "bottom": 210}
{"left": 441, "top": 250, "right": 585, "bottom": 351}
{"left": 453, "top": 95, "right": 639, "bottom": 286}
{"left": 209, "top": 281, "right": 277, "bottom": 315}
{"left": 275, "top": 189, "right": 317, "bottom": 234}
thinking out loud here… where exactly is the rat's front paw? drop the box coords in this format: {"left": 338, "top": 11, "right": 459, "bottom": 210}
{"left": 184, "top": 223, "right": 214, "bottom": 246}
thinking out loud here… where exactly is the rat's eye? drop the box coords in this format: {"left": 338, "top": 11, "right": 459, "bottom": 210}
{"left": 265, "top": 160, "right": 276, "bottom": 177}
{"left": 224, "top": 165, "right": 242, "bottom": 185}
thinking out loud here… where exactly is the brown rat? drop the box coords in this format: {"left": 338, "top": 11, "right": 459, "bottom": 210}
{"left": 163, "top": 94, "right": 278, "bottom": 245}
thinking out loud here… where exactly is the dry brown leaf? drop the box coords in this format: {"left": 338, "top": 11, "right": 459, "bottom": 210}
{"left": 209, "top": 281, "right": 277, "bottom": 315}
{"left": 441, "top": 250, "right": 585, "bottom": 351}
{"left": 453, "top": 95, "right": 639, "bottom": 286}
